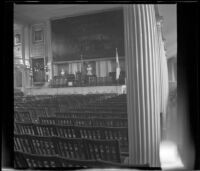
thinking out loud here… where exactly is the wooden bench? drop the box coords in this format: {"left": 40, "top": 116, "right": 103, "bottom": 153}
{"left": 15, "top": 122, "right": 77, "bottom": 138}
{"left": 56, "top": 137, "right": 85, "bottom": 160}
{"left": 15, "top": 151, "right": 155, "bottom": 169}
{"left": 34, "top": 123, "right": 57, "bottom": 137}
{"left": 15, "top": 151, "right": 58, "bottom": 168}
{"left": 14, "top": 122, "right": 128, "bottom": 152}
{"left": 78, "top": 126, "right": 128, "bottom": 152}
{"left": 55, "top": 112, "right": 127, "bottom": 119}
{"left": 15, "top": 134, "right": 58, "bottom": 156}
{"left": 14, "top": 134, "right": 34, "bottom": 154}
{"left": 14, "top": 110, "right": 32, "bottom": 123}
{"left": 57, "top": 156, "right": 97, "bottom": 168}
{"left": 39, "top": 117, "right": 57, "bottom": 125}
{"left": 84, "top": 139, "right": 121, "bottom": 163}
{"left": 14, "top": 122, "right": 36, "bottom": 135}
{"left": 92, "top": 118, "right": 128, "bottom": 127}
{"left": 15, "top": 151, "right": 127, "bottom": 168}
{"left": 14, "top": 133, "right": 122, "bottom": 163}
{"left": 28, "top": 107, "right": 47, "bottom": 123}
{"left": 39, "top": 117, "right": 127, "bottom": 127}
{"left": 54, "top": 125, "right": 78, "bottom": 138}
{"left": 14, "top": 151, "right": 28, "bottom": 168}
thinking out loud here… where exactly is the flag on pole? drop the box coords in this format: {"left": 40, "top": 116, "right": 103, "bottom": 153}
{"left": 116, "top": 48, "right": 120, "bottom": 80}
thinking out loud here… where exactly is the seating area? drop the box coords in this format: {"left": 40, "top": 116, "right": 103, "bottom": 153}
{"left": 15, "top": 151, "right": 151, "bottom": 169}
{"left": 14, "top": 94, "right": 131, "bottom": 168}
{"left": 14, "top": 134, "right": 121, "bottom": 163}
{"left": 14, "top": 122, "right": 128, "bottom": 152}
{"left": 39, "top": 117, "right": 128, "bottom": 127}
{"left": 14, "top": 94, "right": 114, "bottom": 122}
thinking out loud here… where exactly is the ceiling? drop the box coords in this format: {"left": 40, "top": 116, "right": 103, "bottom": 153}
{"left": 14, "top": 4, "right": 122, "bottom": 24}
{"left": 14, "top": 4, "right": 176, "bottom": 58}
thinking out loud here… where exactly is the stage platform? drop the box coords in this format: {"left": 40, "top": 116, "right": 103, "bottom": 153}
{"left": 24, "top": 85, "right": 126, "bottom": 96}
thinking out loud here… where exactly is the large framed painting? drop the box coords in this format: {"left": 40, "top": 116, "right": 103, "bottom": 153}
{"left": 32, "top": 58, "right": 45, "bottom": 83}
{"left": 14, "top": 33, "right": 21, "bottom": 45}
{"left": 51, "top": 8, "right": 124, "bottom": 62}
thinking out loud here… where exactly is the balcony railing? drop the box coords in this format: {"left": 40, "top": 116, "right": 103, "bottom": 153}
{"left": 49, "top": 75, "right": 125, "bottom": 88}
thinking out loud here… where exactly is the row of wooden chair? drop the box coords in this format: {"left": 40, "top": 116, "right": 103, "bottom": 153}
{"left": 14, "top": 110, "right": 127, "bottom": 124}
{"left": 14, "top": 94, "right": 126, "bottom": 111}
{"left": 15, "top": 151, "right": 120, "bottom": 168}
{"left": 14, "top": 108, "right": 127, "bottom": 122}
{"left": 15, "top": 94, "right": 108, "bottom": 106}
{"left": 74, "top": 105, "right": 127, "bottom": 110}
{"left": 15, "top": 150, "right": 154, "bottom": 169}
{"left": 15, "top": 109, "right": 48, "bottom": 123}
{"left": 14, "top": 93, "right": 127, "bottom": 116}
{"left": 39, "top": 116, "right": 128, "bottom": 127}
{"left": 55, "top": 111, "right": 127, "bottom": 119}
{"left": 14, "top": 94, "right": 125, "bottom": 122}
{"left": 14, "top": 122, "right": 128, "bottom": 152}
{"left": 14, "top": 134, "right": 121, "bottom": 163}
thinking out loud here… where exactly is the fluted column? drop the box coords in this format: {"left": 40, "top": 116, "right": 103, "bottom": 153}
{"left": 23, "top": 25, "right": 31, "bottom": 88}
{"left": 155, "top": 13, "right": 169, "bottom": 140}
{"left": 123, "top": 4, "right": 161, "bottom": 167}
{"left": 46, "top": 20, "right": 53, "bottom": 81}
{"left": 157, "top": 17, "right": 169, "bottom": 116}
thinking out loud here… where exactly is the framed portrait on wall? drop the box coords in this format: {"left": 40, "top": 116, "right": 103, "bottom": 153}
{"left": 14, "top": 33, "right": 21, "bottom": 45}
{"left": 14, "top": 46, "right": 22, "bottom": 58}
{"left": 32, "top": 58, "right": 45, "bottom": 83}
{"left": 33, "top": 29, "right": 44, "bottom": 43}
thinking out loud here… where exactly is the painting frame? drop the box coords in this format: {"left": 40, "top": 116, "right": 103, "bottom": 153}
{"left": 14, "top": 33, "right": 21, "bottom": 45}
{"left": 33, "top": 28, "right": 44, "bottom": 43}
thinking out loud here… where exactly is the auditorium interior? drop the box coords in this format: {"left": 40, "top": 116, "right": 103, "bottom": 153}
{"left": 9, "top": 4, "right": 195, "bottom": 170}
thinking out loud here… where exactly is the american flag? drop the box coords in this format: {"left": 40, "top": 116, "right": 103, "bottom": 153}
{"left": 115, "top": 48, "right": 120, "bottom": 80}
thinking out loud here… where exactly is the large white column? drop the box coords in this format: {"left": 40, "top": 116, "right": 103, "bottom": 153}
{"left": 23, "top": 25, "right": 31, "bottom": 88}
{"left": 154, "top": 8, "right": 169, "bottom": 140}
{"left": 123, "top": 4, "right": 162, "bottom": 167}
{"left": 46, "top": 20, "right": 53, "bottom": 80}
